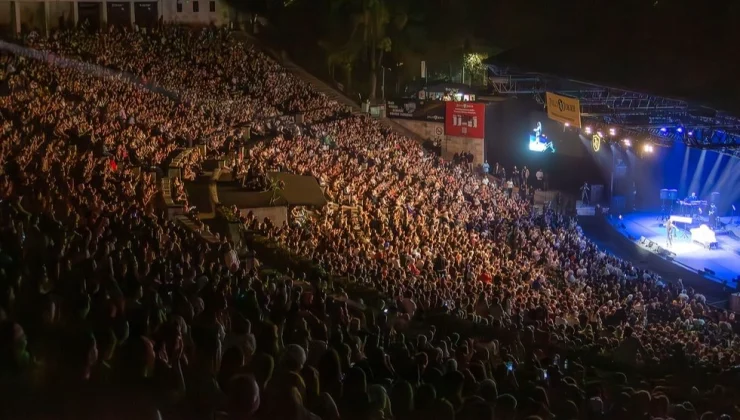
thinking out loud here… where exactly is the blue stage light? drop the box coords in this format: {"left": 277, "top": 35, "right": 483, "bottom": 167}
{"left": 677, "top": 127, "right": 683, "bottom": 133}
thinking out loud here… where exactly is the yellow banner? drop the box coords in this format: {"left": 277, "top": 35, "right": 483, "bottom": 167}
{"left": 546, "top": 92, "right": 581, "bottom": 128}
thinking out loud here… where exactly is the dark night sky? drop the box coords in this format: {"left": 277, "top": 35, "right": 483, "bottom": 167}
{"left": 233, "top": 0, "right": 740, "bottom": 110}
{"left": 480, "top": 0, "right": 740, "bottom": 111}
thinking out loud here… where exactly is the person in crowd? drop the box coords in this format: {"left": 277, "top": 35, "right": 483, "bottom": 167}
{"left": 536, "top": 168, "right": 544, "bottom": 190}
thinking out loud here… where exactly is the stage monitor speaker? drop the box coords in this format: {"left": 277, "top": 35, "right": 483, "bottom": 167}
{"left": 656, "top": 246, "right": 667, "bottom": 256}
{"left": 710, "top": 192, "right": 720, "bottom": 204}
{"left": 660, "top": 189, "right": 669, "bottom": 200}
{"left": 591, "top": 185, "right": 604, "bottom": 204}
{"left": 668, "top": 189, "right": 678, "bottom": 200}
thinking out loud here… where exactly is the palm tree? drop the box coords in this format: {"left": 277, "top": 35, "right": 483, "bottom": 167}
{"left": 319, "top": 39, "right": 359, "bottom": 92}
{"left": 323, "top": 0, "right": 408, "bottom": 101}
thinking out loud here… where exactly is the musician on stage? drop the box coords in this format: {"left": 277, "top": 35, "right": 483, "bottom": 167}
{"left": 666, "top": 219, "right": 675, "bottom": 247}
{"left": 683, "top": 192, "right": 699, "bottom": 216}
{"left": 709, "top": 203, "right": 718, "bottom": 228}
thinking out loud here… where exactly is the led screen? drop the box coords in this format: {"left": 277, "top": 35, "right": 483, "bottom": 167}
{"left": 528, "top": 122, "right": 555, "bottom": 153}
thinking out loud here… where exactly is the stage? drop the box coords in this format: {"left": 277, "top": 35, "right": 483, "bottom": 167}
{"left": 615, "top": 212, "right": 740, "bottom": 286}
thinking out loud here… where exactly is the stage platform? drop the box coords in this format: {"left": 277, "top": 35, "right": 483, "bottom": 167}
{"left": 615, "top": 212, "right": 740, "bottom": 286}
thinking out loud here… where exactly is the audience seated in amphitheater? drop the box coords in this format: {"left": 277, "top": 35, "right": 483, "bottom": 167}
{"left": 0, "top": 25, "right": 738, "bottom": 420}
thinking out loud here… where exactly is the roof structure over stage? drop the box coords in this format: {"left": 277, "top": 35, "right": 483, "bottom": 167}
{"left": 483, "top": 37, "right": 740, "bottom": 157}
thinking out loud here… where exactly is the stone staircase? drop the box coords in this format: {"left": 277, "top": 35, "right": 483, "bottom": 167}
{"left": 348, "top": 206, "right": 362, "bottom": 233}
{"left": 174, "top": 214, "right": 219, "bottom": 244}
{"left": 161, "top": 177, "right": 174, "bottom": 206}
{"left": 160, "top": 177, "right": 185, "bottom": 218}
{"left": 327, "top": 203, "right": 363, "bottom": 233}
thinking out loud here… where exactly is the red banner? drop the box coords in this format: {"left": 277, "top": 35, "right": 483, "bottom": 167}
{"left": 445, "top": 102, "right": 486, "bottom": 138}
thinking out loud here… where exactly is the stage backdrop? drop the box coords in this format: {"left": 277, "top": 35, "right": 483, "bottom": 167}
{"left": 630, "top": 140, "right": 739, "bottom": 215}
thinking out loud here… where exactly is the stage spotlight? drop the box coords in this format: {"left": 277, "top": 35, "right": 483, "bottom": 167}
{"left": 676, "top": 127, "right": 683, "bottom": 133}
{"left": 688, "top": 131, "right": 694, "bottom": 136}
{"left": 623, "top": 138, "right": 631, "bottom": 147}
{"left": 660, "top": 127, "right": 667, "bottom": 133}
{"left": 609, "top": 127, "right": 616, "bottom": 136}
{"left": 585, "top": 126, "right": 592, "bottom": 134}
{"left": 643, "top": 144, "right": 654, "bottom": 153}
{"left": 564, "top": 122, "right": 570, "bottom": 127}
{"left": 597, "top": 131, "right": 604, "bottom": 138}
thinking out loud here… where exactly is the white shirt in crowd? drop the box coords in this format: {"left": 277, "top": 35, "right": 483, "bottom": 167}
{"left": 225, "top": 249, "right": 239, "bottom": 271}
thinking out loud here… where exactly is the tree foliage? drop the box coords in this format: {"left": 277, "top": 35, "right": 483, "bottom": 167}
{"left": 318, "top": 0, "right": 488, "bottom": 99}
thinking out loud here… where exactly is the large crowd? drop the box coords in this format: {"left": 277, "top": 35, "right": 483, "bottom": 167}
{"left": 1, "top": 25, "right": 739, "bottom": 420}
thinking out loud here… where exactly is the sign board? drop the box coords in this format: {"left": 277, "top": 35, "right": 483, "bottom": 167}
{"left": 546, "top": 92, "right": 582, "bottom": 128}
{"left": 444, "top": 102, "right": 486, "bottom": 139}
{"left": 433, "top": 125, "right": 444, "bottom": 142}
{"left": 386, "top": 99, "right": 445, "bottom": 122}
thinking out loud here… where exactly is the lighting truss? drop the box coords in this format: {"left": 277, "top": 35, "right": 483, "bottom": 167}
{"left": 577, "top": 90, "right": 688, "bottom": 116}
{"left": 485, "top": 64, "right": 740, "bottom": 155}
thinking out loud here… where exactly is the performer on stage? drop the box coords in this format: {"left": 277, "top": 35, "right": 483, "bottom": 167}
{"left": 580, "top": 182, "right": 590, "bottom": 205}
{"left": 709, "top": 204, "right": 718, "bottom": 228}
{"left": 683, "top": 192, "right": 699, "bottom": 216}
{"left": 666, "top": 219, "right": 674, "bottom": 247}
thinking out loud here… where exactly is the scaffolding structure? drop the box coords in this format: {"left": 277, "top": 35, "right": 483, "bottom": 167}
{"left": 486, "top": 64, "right": 740, "bottom": 157}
